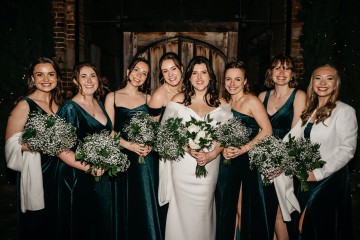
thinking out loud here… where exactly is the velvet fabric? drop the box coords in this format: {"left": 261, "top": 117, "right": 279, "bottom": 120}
{"left": 16, "top": 97, "right": 59, "bottom": 240}
{"left": 56, "top": 100, "right": 113, "bottom": 240}
{"left": 216, "top": 110, "right": 270, "bottom": 240}
{"left": 113, "top": 104, "right": 164, "bottom": 240}
{"left": 262, "top": 89, "right": 298, "bottom": 237}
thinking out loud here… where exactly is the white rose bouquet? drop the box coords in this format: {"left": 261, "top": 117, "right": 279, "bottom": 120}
{"left": 283, "top": 134, "right": 325, "bottom": 191}
{"left": 154, "top": 117, "right": 187, "bottom": 161}
{"left": 75, "top": 130, "right": 130, "bottom": 182}
{"left": 248, "top": 135, "right": 289, "bottom": 185}
{"left": 212, "top": 117, "right": 251, "bottom": 164}
{"left": 20, "top": 110, "right": 77, "bottom": 156}
{"left": 185, "top": 115, "right": 216, "bottom": 178}
{"left": 123, "top": 111, "right": 159, "bottom": 164}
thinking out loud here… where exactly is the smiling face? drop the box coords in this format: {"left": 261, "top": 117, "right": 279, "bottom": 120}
{"left": 312, "top": 66, "right": 339, "bottom": 101}
{"left": 161, "top": 59, "right": 182, "bottom": 87}
{"left": 77, "top": 66, "right": 99, "bottom": 96}
{"left": 190, "top": 63, "right": 210, "bottom": 92}
{"left": 224, "top": 68, "right": 247, "bottom": 96}
{"left": 271, "top": 62, "right": 293, "bottom": 86}
{"left": 127, "top": 61, "right": 149, "bottom": 88}
{"left": 31, "top": 63, "right": 58, "bottom": 93}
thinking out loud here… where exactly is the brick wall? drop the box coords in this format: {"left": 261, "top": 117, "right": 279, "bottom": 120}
{"left": 291, "top": 0, "right": 304, "bottom": 82}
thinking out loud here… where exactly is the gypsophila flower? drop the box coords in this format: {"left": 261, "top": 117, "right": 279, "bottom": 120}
{"left": 185, "top": 115, "right": 217, "bottom": 178}
{"left": 154, "top": 117, "right": 187, "bottom": 161}
{"left": 123, "top": 111, "right": 159, "bottom": 164}
{"left": 212, "top": 117, "right": 251, "bottom": 164}
{"left": 248, "top": 135, "right": 289, "bottom": 185}
{"left": 20, "top": 110, "right": 77, "bottom": 156}
{"left": 283, "top": 134, "right": 325, "bottom": 191}
{"left": 75, "top": 130, "right": 130, "bottom": 182}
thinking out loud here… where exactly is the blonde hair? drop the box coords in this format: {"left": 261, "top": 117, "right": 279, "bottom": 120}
{"left": 300, "top": 64, "right": 341, "bottom": 126}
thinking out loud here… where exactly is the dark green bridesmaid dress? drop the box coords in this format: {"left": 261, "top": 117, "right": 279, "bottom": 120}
{"left": 17, "top": 97, "right": 59, "bottom": 240}
{"left": 262, "top": 89, "right": 298, "bottom": 238}
{"left": 56, "top": 100, "right": 113, "bottom": 240}
{"left": 113, "top": 103, "right": 164, "bottom": 240}
{"left": 216, "top": 110, "right": 270, "bottom": 240}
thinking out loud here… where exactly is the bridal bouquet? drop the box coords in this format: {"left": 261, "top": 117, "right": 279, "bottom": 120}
{"left": 123, "top": 111, "right": 159, "bottom": 164}
{"left": 20, "top": 110, "right": 77, "bottom": 156}
{"left": 283, "top": 134, "right": 325, "bottom": 191}
{"left": 248, "top": 135, "right": 289, "bottom": 185}
{"left": 154, "top": 117, "right": 187, "bottom": 161}
{"left": 185, "top": 115, "right": 217, "bottom": 178}
{"left": 212, "top": 117, "right": 251, "bottom": 164}
{"left": 75, "top": 130, "right": 130, "bottom": 181}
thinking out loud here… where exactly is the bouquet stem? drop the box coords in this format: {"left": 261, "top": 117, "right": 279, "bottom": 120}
{"left": 300, "top": 179, "right": 309, "bottom": 192}
{"left": 138, "top": 156, "right": 145, "bottom": 164}
{"left": 195, "top": 165, "right": 208, "bottom": 178}
{"left": 223, "top": 159, "right": 231, "bottom": 165}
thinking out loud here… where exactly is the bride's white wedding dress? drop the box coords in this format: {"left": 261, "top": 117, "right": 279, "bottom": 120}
{"left": 159, "top": 101, "right": 233, "bottom": 240}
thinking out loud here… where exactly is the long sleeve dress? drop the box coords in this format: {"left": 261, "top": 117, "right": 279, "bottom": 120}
{"left": 286, "top": 101, "right": 358, "bottom": 239}
{"left": 159, "top": 101, "right": 233, "bottom": 240}
{"left": 113, "top": 101, "right": 164, "bottom": 240}
{"left": 216, "top": 110, "right": 270, "bottom": 240}
{"left": 56, "top": 100, "right": 114, "bottom": 240}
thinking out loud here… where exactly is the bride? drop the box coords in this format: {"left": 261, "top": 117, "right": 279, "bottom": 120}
{"left": 159, "top": 56, "right": 233, "bottom": 240}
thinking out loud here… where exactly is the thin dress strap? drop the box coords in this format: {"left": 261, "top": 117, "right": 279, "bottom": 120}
{"left": 263, "top": 90, "right": 271, "bottom": 108}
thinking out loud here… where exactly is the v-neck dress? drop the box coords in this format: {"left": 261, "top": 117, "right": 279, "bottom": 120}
{"left": 56, "top": 100, "right": 113, "bottom": 239}
{"left": 159, "top": 101, "right": 233, "bottom": 240}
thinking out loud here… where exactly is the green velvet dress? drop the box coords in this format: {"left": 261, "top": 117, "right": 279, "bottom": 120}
{"left": 216, "top": 110, "right": 270, "bottom": 240}
{"left": 16, "top": 97, "right": 59, "bottom": 240}
{"left": 113, "top": 103, "right": 164, "bottom": 240}
{"left": 56, "top": 100, "right": 113, "bottom": 240}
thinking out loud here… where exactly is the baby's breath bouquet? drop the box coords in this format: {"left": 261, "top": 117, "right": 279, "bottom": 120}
{"left": 123, "top": 111, "right": 159, "bottom": 164}
{"left": 75, "top": 130, "right": 130, "bottom": 181}
{"left": 154, "top": 117, "right": 187, "bottom": 161}
{"left": 185, "top": 115, "right": 216, "bottom": 178}
{"left": 20, "top": 110, "right": 77, "bottom": 156}
{"left": 212, "top": 117, "right": 251, "bottom": 164}
{"left": 283, "top": 134, "right": 326, "bottom": 191}
{"left": 248, "top": 135, "right": 288, "bottom": 185}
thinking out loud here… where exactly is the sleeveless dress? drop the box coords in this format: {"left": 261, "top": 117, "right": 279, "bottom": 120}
{"left": 56, "top": 100, "right": 114, "bottom": 240}
{"left": 113, "top": 101, "right": 164, "bottom": 240}
{"left": 262, "top": 89, "right": 298, "bottom": 237}
{"left": 16, "top": 97, "right": 59, "bottom": 240}
{"left": 294, "top": 124, "right": 353, "bottom": 239}
{"left": 216, "top": 110, "right": 270, "bottom": 240}
{"left": 159, "top": 101, "right": 233, "bottom": 240}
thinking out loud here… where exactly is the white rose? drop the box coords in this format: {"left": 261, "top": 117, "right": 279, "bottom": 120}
{"left": 197, "top": 130, "right": 206, "bottom": 139}
{"left": 187, "top": 124, "right": 200, "bottom": 133}
{"left": 188, "top": 138, "right": 201, "bottom": 150}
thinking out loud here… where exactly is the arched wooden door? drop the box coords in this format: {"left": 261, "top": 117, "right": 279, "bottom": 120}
{"left": 123, "top": 32, "right": 238, "bottom": 96}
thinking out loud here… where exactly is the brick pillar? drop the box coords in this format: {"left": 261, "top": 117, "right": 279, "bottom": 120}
{"left": 291, "top": 0, "right": 304, "bottom": 82}
{"left": 53, "top": 0, "right": 76, "bottom": 92}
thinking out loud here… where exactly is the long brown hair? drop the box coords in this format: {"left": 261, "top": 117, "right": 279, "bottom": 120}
{"left": 300, "top": 64, "right": 340, "bottom": 126}
{"left": 119, "top": 57, "right": 151, "bottom": 94}
{"left": 264, "top": 54, "right": 298, "bottom": 88}
{"left": 26, "top": 57, "right": 64, "bottom": 113}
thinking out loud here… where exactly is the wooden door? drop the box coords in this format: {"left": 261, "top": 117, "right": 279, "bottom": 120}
{"left": 123, "top": 32, "right": 238, "bottom": 96}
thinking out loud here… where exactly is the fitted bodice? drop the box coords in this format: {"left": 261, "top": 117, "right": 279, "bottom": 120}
{"left": 232, "top": 109, "right": 259, "bottom": 140}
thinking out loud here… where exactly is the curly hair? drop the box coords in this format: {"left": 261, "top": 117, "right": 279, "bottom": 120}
{"left": 264, "top": 54, "right": 298, "bottom": 88}
{"left": 71, "top": 62, "right": 104, "bottom": 100}
{"left": 182, "top": 56, "right": 220, "bottom": 107}
{"left": 222, "top": 60, "right": 250, "bottom": 102}
{"left": 119, "top": 57, "right": 151, "bottom": 94}
{"left": 25, "top": 57, "right": 64, "bottom": 113}
{"left": 300, "top": 64, "right": 340, "bottom": 126}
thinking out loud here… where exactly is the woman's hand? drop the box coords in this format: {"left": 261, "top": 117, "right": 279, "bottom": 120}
{"left": 128, "top": 143, "right": 151, "bottom": 157}
{"left": 223, "top": 146, "right": 246, "bottom": 159}
{"left": 91, "top": 168, "right": 104, "bottom": 177}
{"left": 190, "top": 149, "right": 215, "bottom": 166}
{"left": 307, "top": 171, "right": 317, "bottom": 182}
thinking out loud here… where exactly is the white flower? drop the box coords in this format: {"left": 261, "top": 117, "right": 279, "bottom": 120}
{"left": 188, "top": 138, "right": 201, "bottom": 150}
{"left": 197, "top": 130, "right": 206, "bottom": 139}
{"left": 187, "top": 124, "right": 200, "bottom": 133}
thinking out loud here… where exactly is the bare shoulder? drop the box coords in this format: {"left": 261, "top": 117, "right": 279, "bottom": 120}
{"left": 247, "top": 93, "right": 264, "bottom": 107}
{"left": 105, "top": 91, "right": 115, "bottom": 102}
{"left": 295, "top": 89, "right": 306, "bottom": 99}
{"left": 258, "top": 91, "right": 267, "bottom": 101}
{"left": 171, "top": 92, "right": 185, "bottom": 102}
{"left": 10, "top": 100, "right": 30, "bottom": 116}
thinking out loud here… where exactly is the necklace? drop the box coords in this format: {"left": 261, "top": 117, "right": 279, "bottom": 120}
{"left": 232, "top": 94, "right": 246, "bottom": 102}
{"left": 165, "top": 83, "right": 179, "bottom": 95}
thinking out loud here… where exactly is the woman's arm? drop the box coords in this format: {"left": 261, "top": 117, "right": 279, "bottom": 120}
{"left": 292, "top": 90, "right": 307, "bottom": 127}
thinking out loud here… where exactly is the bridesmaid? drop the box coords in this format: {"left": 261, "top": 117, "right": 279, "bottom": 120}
{"left": 56, "top": 62, "right": 112, "bottom": 239}
{"left": 148, "top": 52, "right": 183, "bottom": 120}
{"left": 5, "top": 57, "right": 63, "bottom": 240}
{"left": 104, "top": 57, "right": 163, "bottom": 240}
{"left": 258, "top": 54, "right": 306, "bottom": 240}
{"left": 217, "top": 60, "right": 272, "bottom": 240}
{"left": 287, "top": 64, "right": 357, "bottom": 239}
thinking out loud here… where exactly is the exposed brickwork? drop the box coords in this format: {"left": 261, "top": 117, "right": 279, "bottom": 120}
{"left": 291, "top": 0, "right": 304, "bottom": 82}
